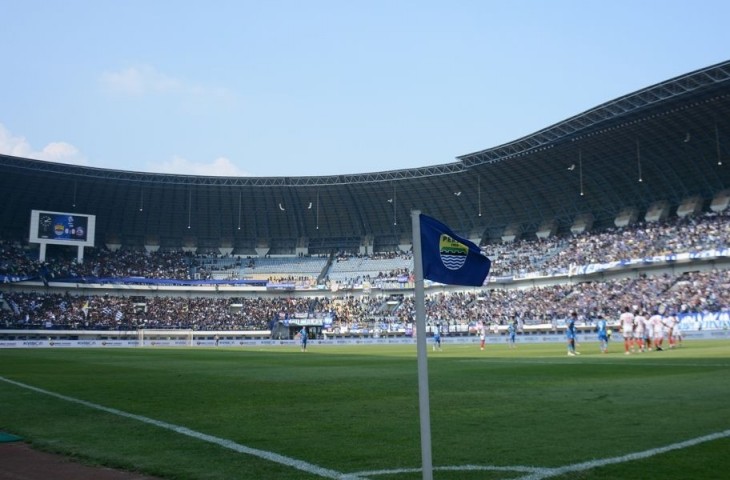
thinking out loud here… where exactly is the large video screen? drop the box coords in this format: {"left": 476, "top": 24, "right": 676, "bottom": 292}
{"left": 29, "top": 210, "right": 96, "bottom": 247}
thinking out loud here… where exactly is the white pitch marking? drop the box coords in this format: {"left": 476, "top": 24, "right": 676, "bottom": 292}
{"left": 0, "top": 376, "right": 364, "bottom": 480}
{"left": 515, "top": 429, "right": 730, "bottom": 480}
{"left": 353, "top": 464, "right": 547, "bottom": 477}
{"left": 4, "top": 375, "right": 728, "bottom": 480}
{"left": 350, "top": 431, "right": 730, "bottom": 478}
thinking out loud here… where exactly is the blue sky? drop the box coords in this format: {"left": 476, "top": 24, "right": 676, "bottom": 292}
{"left": 1, "top": 0, "right": 729, "bottom": 177}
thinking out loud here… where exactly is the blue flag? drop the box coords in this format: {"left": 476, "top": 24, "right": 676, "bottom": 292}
{"left": 419, "top": 214, "right": 491, "bottom": 286}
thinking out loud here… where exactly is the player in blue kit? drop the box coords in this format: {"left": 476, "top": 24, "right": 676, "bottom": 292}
{"left": 596, "top": 314, "right": 609, "bottom": 353}
{"left": 507, "top": 320, "right": 517, "bottom": 348}
{"left": 299, "top": 326, "right": 308, "bottom": 352}
{"left": 566, "top": 311, "right": 580, "bottom": 356}
{"left": 432, "top": 323, "right": 442, "bottom": 351}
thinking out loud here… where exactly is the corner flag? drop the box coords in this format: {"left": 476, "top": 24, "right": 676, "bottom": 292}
{"left": 410, "top": 211, "right": 493, "bottom": 480}
{"left": 419, "top": 213, "right": 491, "bottom": 286}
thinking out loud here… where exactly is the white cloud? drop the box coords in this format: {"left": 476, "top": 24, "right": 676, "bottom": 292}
{"left": 100, "top": 65, "right": 235, "bottom": 101}
{"left": 0, "top": 123, "right": 89, "bottom": 166}
{"left": 0, "top": 124, "right": 248, "bottom": 176}
{"left": 150, "top": 155, "right": 250, "bottom": 176}
{"left": 100, "top": 65, "right": 179, "bottom": 95}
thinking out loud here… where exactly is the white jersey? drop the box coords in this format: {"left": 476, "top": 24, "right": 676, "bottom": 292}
{"left": 671, "top": 316, "right": 682, "bottom": 338}
{"left": 634, "top": 315, "right": 646, "bottom": 337}
{"left": 620, "top": 311, "right": 635, "bottom": 336}
{"left": 665, "top": 315, "right": 677, "bottom": 330}
{"left": 649, "top": 314, "right": 664, "bottom": 338}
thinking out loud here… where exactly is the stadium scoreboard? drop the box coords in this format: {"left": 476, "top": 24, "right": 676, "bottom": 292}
{"left": 29, "top": 210, "right": 96, "bottom": 264}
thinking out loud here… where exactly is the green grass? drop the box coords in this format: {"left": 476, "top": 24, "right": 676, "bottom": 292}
{"left": 1, "top": 341, "right": 729, "bottom": 479}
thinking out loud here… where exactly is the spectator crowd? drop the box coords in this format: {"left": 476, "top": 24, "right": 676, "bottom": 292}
{"left": 2, "top": 268, "right": 727, "bottom": 332}
{"left": 1, "top": 211, "right": 728, "bottom": 332}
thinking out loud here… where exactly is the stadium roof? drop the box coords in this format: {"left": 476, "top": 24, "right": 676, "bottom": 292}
{"left": 2, "top": 60, "right": 730, "bottom": 253}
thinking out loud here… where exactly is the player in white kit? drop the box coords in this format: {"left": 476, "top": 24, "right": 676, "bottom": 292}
{"left": 619, "top": 306, "right": 635, "bottom": 355}
{"left": 665, "top": 311, "right": 679, "bottom": 349}
{"left": 633, "top": 311, "right": 647, "bottom": 353}
{"left": 649, "top": 310, "right": 665, "bottom": 351}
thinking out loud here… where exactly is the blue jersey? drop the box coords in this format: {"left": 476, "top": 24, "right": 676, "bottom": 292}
{"left": 596, "top": 319, "right": 608, "bottom": 340}
{"left": 433, "top": 328, "right": 441, "bottom": 343}
{"left": 566, "top": 318, "right": 576, "bottom": 340}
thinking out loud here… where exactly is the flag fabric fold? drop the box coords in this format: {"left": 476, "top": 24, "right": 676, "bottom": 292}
{"left": 419, "top": 213, "right": 491, "bottom": 287}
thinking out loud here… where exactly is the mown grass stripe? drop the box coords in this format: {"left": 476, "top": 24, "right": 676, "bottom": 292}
{"left": 0, "top": 375, "right": 360, "bottom": 480}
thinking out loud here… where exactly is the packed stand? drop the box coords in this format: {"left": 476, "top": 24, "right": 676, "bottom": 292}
{"left": 2, "top": 211, "right": 728, "bottom": 285}
{"left": 2, "top": 269, "right": 728, "bottom": 332}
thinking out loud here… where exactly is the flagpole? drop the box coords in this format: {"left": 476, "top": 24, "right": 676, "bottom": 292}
{"left": 411, "top": 210, "right": 433, "bottom": 480}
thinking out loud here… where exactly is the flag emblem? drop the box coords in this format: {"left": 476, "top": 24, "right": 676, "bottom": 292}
{"left": 439, "top": 234, "right": 468, "bottom": 270}
{"left": 419, "top": 213, "right": 492, "bottom": 287}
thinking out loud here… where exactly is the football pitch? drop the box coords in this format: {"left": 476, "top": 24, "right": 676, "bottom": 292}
{"left": 1, "top": 340, "right": 729, "bottom": 480}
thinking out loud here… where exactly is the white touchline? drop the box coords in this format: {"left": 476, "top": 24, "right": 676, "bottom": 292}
{"left": 515, "top": 429, "right": 730, "bottom": 480}
{"left": 348, "top": 429, "right": 730, "bottom": 479}
{"left": 0, "top": 376, "right": 365, "bottom": 480}
{"left": 4, "top": 375, "right": 728, "bottom": 480}
{"left": 352, "top": 464, "right": 548, "bottom": 477}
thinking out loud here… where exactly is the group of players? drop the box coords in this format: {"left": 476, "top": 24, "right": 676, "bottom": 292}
{"left": 617, "top": 306, "right": 682, "bottom": 355}
{"left": 509, "top": 308, "right": 683, "bottom": 356}
{"left": 297, "top": 310, "right": 683, "bottom": 355}
{"left": 570, "top": 307, "right": 682, "bottom": 356}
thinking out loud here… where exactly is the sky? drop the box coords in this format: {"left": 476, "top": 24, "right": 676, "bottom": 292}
{"left": 1, "top": 1, "right": 729, "bottom": 178}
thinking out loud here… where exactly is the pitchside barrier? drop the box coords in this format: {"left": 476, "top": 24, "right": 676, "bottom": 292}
{"left": 0, "top": 329, "right": 727, "bottom": 349}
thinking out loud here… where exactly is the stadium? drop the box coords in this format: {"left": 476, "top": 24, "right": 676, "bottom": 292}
{"left": 1, "top": 60, "right": 730, "bottom": 338}
{"left": 1, "top": 61, "right": 730, "bottom": 479}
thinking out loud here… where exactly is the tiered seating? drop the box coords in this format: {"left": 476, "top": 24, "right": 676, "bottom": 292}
{"left": 326, "top": 255, "right": 412, "bottom": 283}
{"left": 195, "top": 255, "right": 328, "bottom": 281}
